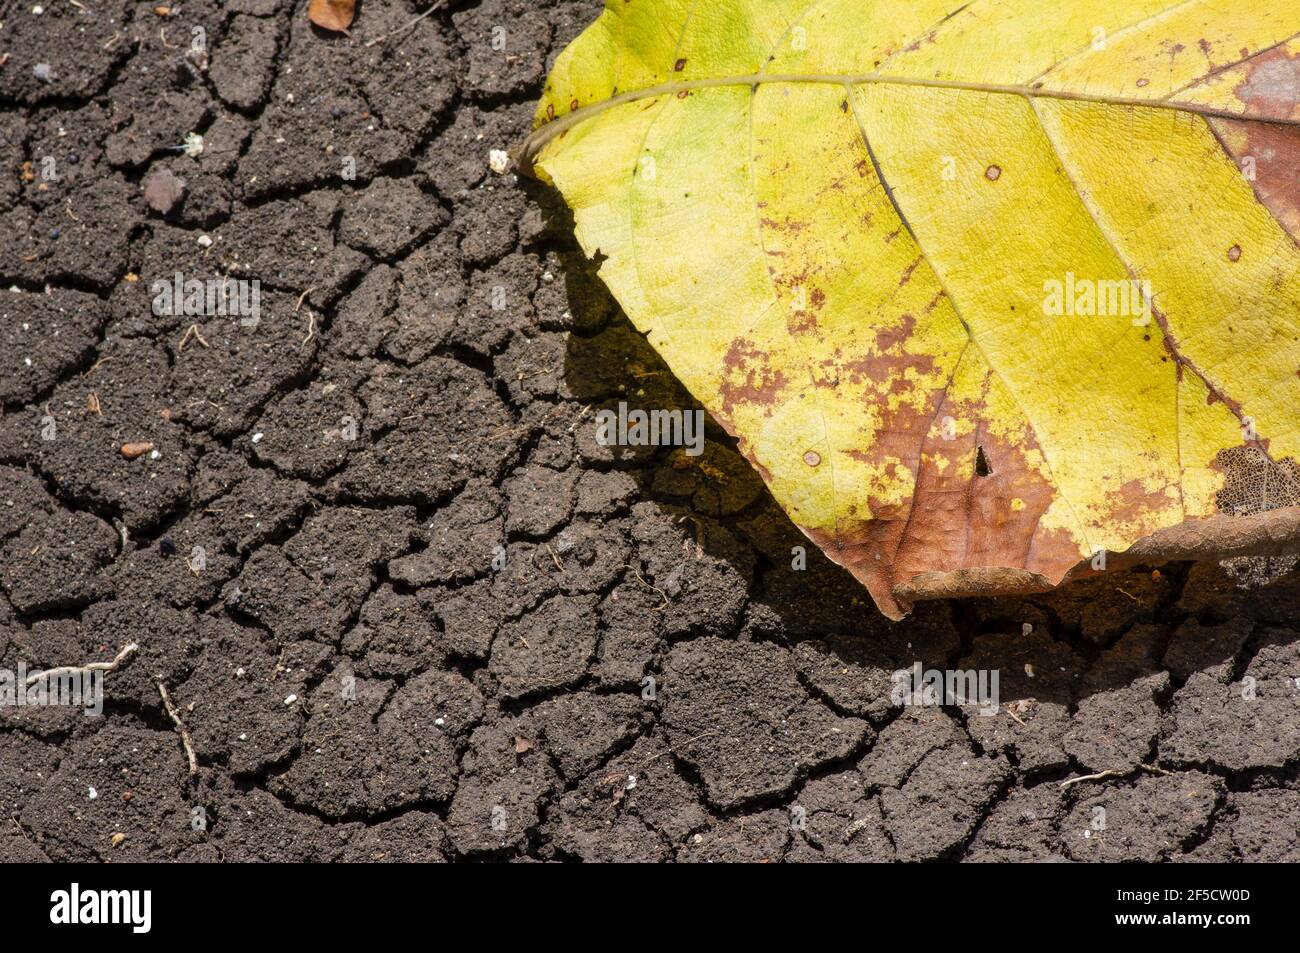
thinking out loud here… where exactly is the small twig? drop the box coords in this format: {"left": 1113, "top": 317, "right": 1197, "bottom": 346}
{"left": 82, "top": 356, "right": 112, "bottom": 377}
{"left": 364, "top": 0, "right": 445, "bottom": 47}
{"left": 301, "top": 312, "right": 316, "bottom": 347}
{"left": 26, "top": 642, "right": 139, "bottom": 687}
{"left": 1058, "top": 759, "right": 1173, "bottom": 790}
{"left": 625, "top": 564, "right": 670, "bottom": 610}
{"left": 178, "top": 323, "right": 209, "bottom": 351}
{"left": 1058, "top": 768, "right": 1130, "bottom": 789}
{"left": 158, "top": 682, "right": 198, "bottom": 776}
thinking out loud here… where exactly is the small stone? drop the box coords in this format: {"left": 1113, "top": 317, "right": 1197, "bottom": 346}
{"left": 88, "top": 787, "right": 98, "bottom": 800}
{"left": 142, "top": 168, "right": 186, "bottom": 216}
{"left": 120, "top": 441, "right": 154, "bottom": 460}
{"left": 196, "top": 235, "right": 212, "bottom": 248}
{"left": 110, "top": 832, "right": 126, "bottom": 848}
{"left": 489, "top": 149, "right": 511, "bottom": 175}
{"left": 33, "top": 63, "right": 53, "bottom": 83}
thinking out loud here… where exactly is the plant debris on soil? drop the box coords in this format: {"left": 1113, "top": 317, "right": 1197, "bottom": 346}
{"left": 0, "top": 0, "right": 1298, "bottom": 864}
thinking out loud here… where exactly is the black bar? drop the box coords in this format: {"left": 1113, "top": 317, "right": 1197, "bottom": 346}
{"left": 4, "top": 862, "right": 1280, "bottom": 939}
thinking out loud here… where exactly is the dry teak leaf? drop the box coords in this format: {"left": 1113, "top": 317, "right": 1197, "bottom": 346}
{"left": 524, "top": 0, "right": 1300, "bottom": 618}
{"left": 308, "top": 0, "right": 356, "bottom": 33}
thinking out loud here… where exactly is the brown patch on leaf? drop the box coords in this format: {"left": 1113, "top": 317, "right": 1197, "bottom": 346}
{"left": 1230, "top": 48, "right": 1300, "bottom": 120}
{"left": 718, "top": 338, "right": 790, "bottom": 418}
{"left": 798, "top": 357, "right": 1092, "bottom": 619}
{"left": 1211, "top": 117, "right": 1300, "bottom": 241}
{"left": 1103, "top": 477, "right": 1176, "bottom": 533}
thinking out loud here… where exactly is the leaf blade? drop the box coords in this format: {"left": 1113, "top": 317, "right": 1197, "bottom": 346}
{"left": 531, "top": 0, "right": 1300, "bottom": 617}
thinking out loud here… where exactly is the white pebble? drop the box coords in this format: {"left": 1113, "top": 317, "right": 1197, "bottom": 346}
{"left": 197, "top": 235, "right": 213, "bottom": 248}
{"left": 251, "top": 432, "right": 263, "bottom": 443}
{"left": 488, "top": 149, "right": 510, "bottom": 175}
{"left": 87, "top": 786, "right": 97, "bottom": 800}
{"left": 283, "top": 694, "right": 297, "bottom": 705}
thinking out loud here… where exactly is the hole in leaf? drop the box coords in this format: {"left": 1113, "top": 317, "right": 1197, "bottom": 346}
{"left": 975, "top": 446, "right": 992, "bottom": 477}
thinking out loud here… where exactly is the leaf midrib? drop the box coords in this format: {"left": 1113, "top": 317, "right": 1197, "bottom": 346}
{"left": 518, "top": 71, "right": 1298, "bottom": 172}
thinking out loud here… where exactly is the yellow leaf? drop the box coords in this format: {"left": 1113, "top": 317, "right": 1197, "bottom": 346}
{"left": 523, "top": 0, "right": 1300, "bottom": 619}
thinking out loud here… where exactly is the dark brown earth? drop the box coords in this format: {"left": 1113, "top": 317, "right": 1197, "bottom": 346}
{"left": 0, "top": 0, "right": 1298, "bottom": 863}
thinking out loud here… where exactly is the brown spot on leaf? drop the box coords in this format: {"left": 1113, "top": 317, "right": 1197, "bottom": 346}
{"left": 1230, "top": 48, "right": 1300, "bottom": 119}
{"left": 1228, "top": 243, "right": 1242, "bottom": 261}
{"left": 718, "top": 338, "right": 790, "bottom": 417}
{"left": 873, "top": 313, "right": 916, "bottom": 352}
{"left": 1104, "top": 477, "right": 1175, "bottom": 531}
{"left": 985, "top": 165, "right": 1002, "bottom": 181}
